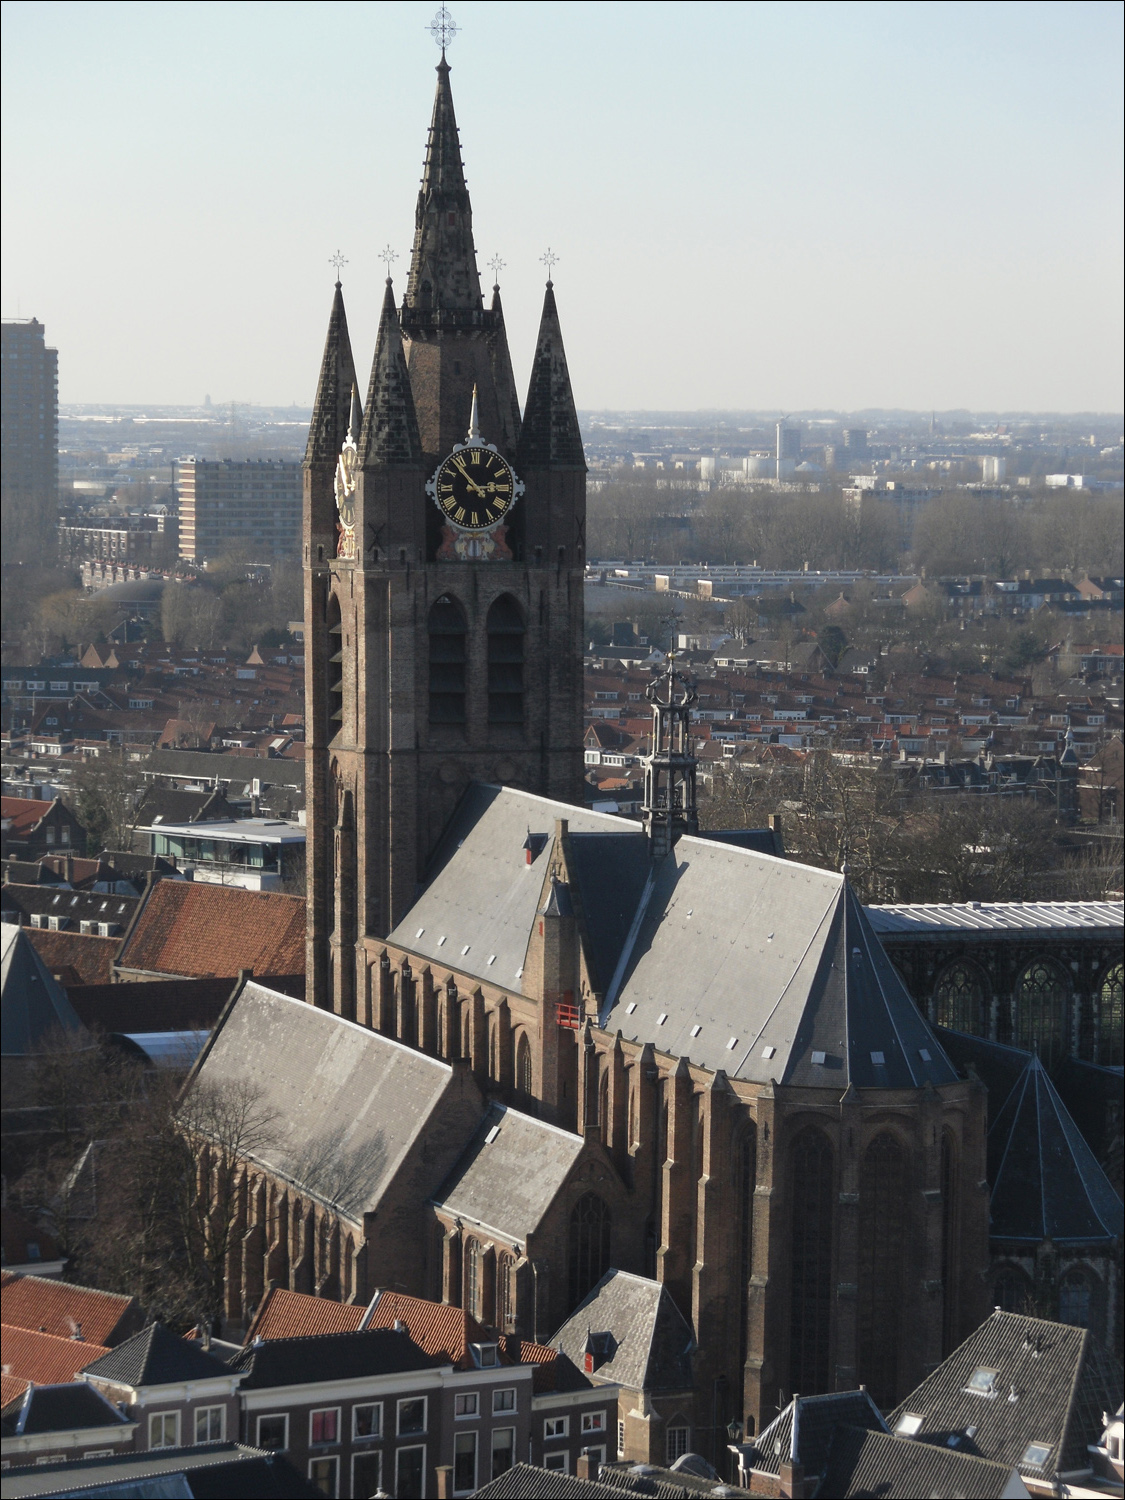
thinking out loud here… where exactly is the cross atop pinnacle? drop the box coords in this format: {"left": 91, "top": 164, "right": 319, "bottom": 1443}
{"left": 428, "top": 6, "right": 458, "bottom": 56}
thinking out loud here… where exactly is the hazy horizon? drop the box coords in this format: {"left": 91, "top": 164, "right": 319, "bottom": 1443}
{"left": 3, "top": 1, "right": 1122, "bottom": 412}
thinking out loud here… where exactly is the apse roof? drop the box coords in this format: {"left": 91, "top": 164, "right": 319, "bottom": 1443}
{"left": 987, "top": 1055, "right": 1123, "bottom": 1245}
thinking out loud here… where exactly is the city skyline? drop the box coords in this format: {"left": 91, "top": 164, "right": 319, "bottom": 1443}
{"left": 2, "top": 0, "right": 1122, "bottom": 412}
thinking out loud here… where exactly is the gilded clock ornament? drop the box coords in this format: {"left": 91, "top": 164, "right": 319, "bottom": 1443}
{"left": 427, "top": 387, "right": 524, "bottom": 561}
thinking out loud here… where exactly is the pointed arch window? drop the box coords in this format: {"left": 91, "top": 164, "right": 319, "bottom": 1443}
{"left": 487, "top": 595, "right": 525, "bottom": 725}
{"left": 933, "top": 961, "right": 987, "bottom": 1036}
{"left": 1015, "top": 959, "right": 1069, "bottom": 1068}
{"left": 858, "top": 1132, "right": 908, "bottom": 1407}
{"left": 516, "top": 1032, "right": 533, "bottom": 1096}
{"left": 464, "top": 1237, "right": 481, "bottom": 1320}
{"left": 789, "top": 1128, "right": 834, "bottom": 1397}
{"left": 568, "top": 1193, "right": 611, "bottom": 1310}
{"left": 1099, "top": 963, "right": 1123, "bottom": 1066}
{"left": 429, "top": 595, "right": 467, "bottom": 724}
{"left": 496, "top": 1253, "right": 516, "bottom": 1332}
{"left": 994, "top": 1265, "right": 1033, "bottom": 1314}
{"left": 1058, "top": 1271, "right": 1095, "bottom": 1329}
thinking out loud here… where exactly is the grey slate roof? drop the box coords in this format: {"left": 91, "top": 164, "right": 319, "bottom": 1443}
{"left": 434, "top": 1102, "right": 585, "bottom": 1242}
{"left": 1, "top": 923, "right": 90, "bottom": 1056}
{"left": 394, "top": 786, "right": 957, "bottom": 1090}
{"left": 867, "top": 900, "right": 1123, "bottom": 935}
{"left": 814, "top": 1425, "right": 1026, "bottom": 1499}
{"left": 186, "top": 981, "right": 472, "bottom": 1224}
{"left": 987, "top": 1055, "right": 1123, "bottom": 1245}
{"left": 1, "top": 1382, "right": 129, "bottom": 1437}
{"left": 552, "top": 1270, "right": 695, "bottom": 1393}
{"left": 228, "top": 1328, "right": 438, "bottom": 1389}
{"left": 471, "top": 1461, "right": 718, "bottom": 1499}
{"left": 744, "top": 1390, "right": 887, "bottom": 1480}
{"left": 0, "top": 1444, "right": 320, "bottom": 1499}
{"left": 886, "top": 1310, "right": 1122, "bottom": 1480}
{"left": 82, "top": 1321, "right": 232, "bottom": 1388}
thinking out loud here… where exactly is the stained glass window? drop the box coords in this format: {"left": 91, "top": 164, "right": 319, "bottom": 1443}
{"left": 1015, "top": 960, "right": 1068, "bottom": 1068}
{"left": 568, "top": 1193, "right": 611, "bottom": 1309}
{"left": 1099, "top": 963, "right": 1123, "bottom": 1066}
{"left": 933, "top": 962, "right": 987, "bottom": 1035}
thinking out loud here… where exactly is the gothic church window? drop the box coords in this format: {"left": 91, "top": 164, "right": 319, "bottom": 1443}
{"left": 1099, "top": 963, "right": 1123, "bottom": 1066}
{"left": 1058, "top": 1271, "right": 1094, "bottom": 1329}
{"left": 933, "top": 961, "right": 987, "bottom": 1035}
{"left": 858, "top": 1132, "right": 908, "bottom": 1408}
{"left": 1015, "top": 959, "right": 1069, "bottom": 1068}
{"left": 568, "top": 1193, "right": 611, "bottom": 1310}
{"left": 496, "top": 1253, "right": 515, "bottom": 1332}
{"left": 993, "top": 1265, "right": 1033, "bottom": 1313}
{"left": 429, "top": 596, "right": 467, "bottom": 724}
{"left": 464, "top": 1237, "right": 481, "bottom": 1320}
{"left": 487, "top": 595, "right": 525, "bottom": 725}
{"left": 788, "top": 1128, "right": 834, "bottom": 1397}
{"left": 736, "top": 1123, "right": 757, "bottom": 1377}
{"left": 516, "top": 1032, "right": 533, "bottom": 1096}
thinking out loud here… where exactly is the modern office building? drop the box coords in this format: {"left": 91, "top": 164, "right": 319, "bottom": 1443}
{"left": 174, "top": 458, "right": 302, "bottom": 563}
{"left": 1, "top": 318, "right": 59, "bottom": 539}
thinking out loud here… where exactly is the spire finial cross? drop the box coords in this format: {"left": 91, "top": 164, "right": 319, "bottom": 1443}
{"left": 540, "top": 247, "right": 559, "bottom": 284}
{"left": 329, "top": 250, "right": 348, "bottom": 285}
{"left": 429, "top": 6, "right": 458, "bottom": 53}
{"left": 379, "top": 244, "right": 398, "bottom": 282}
{"left": 488, "top": 253, "right": 505, "bottom": 287}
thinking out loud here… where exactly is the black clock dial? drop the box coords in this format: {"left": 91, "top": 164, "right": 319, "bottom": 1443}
{"left": 434, "top": 447, "right": 516, "bottom": 531}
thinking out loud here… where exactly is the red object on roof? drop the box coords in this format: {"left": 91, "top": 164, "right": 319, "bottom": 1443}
{"left": 1, "top": 1272, "right": 142, "bottom": 1347}
{"left": 0, "top": 1324, "right": 112, "bottom": 1399}
{"left": 1, "top": 797, "right": 54, "bottom": 834}
{"left": 116, "top": 881, "right": 305, "bottom": 979}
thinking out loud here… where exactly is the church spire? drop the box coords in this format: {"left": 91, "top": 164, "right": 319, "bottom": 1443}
{"left": 359, "top": 280, "right": 422, "bottom": 467}
{"left": 305, "top": 279, "right": 357, "bottom": 464}
{"left": 402, "top": 57, "right": 483, "bottom": 324}
{"left": 517, "top": 281, "right": 585, "bottom": 469}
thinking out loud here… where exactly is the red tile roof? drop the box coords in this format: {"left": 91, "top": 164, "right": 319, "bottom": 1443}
{"left": 0, "top": 1324, "right": 112, "bottom": 1398}
{"left": 27, "top": 929, "right": 118, "bottom": 986}
{"left": 1, "top": 1272, "right": 142, "bottom": 1347}
{"left": 1, "top": 797, "right": 53, "bottom": 834}
{"left": 115, "top": 881, "right": 305, "bottom": 979}
{"left": 248, "top": 1288, "right": 364, "bottom": 1342}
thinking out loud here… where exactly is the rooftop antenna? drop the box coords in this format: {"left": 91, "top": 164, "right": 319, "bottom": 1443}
{"left": 488, "top": 253, "right": 506, "bottom": 288}
{"left": 429, "top": 5, "right": 459, "bottom": 54}
{"left": 379, "top": 244, "right": 398, "bottom": 282}
{"left": 540, "top": 247, "right": 559, "bottom": 284}
{"left": 329, "top": 250, "right": 348, "bottom": 286}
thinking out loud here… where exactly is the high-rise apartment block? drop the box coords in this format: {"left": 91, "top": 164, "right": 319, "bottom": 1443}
{"left": 173, "top": 458, "right": 302, "bottom": 564}
{"left": 1, "top": 318, "right": 59, "bottom": 532}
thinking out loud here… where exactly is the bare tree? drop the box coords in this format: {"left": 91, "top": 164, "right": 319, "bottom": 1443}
{"left": 69, "top": 746, "right": 143, "bottom": 853}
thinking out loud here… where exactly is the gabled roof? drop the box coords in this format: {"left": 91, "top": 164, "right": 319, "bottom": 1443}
{"left": 82, "top": 1321, "right": 232, "bottom": 1388}
{"left": 229, "top": 1328, "right": 438, "bottom": 1390}
{"left": 187, "top": 982, "right": 479, "bottom": 1224}
{"left": 0, "top": 1325, "right": 111, "bottom": 1398}
{"left": 25, "top": 928, "right": 118, "bottom": 986}
{"left": 1, "top": 1273, "right": 141, "bottom": 1347}
{"left": 988, "top": 1055, "right": 1123, "bottom": 1245}
{"left": 1, "top": 797, "right": 54, "bottom": 834}
{"left": 552, "top": 1270, "right": 695, "bottom": 1394}
{"left": 1, "top": 1381, "right": 130, "bottom": 1437}
{"left": 745, "top": 1390, "right": 887, "bottom": 1480}
{"left": 67, "top": 975, "right": 237, "bottom": 1033}
{"left": 0, "top": 925, "right": 89, "bottom": 1056}
{"left": 816, "top": 1425, "right": 1027, "bottom": 1499}
{"left": 886, "top": 1310, "right": 1122, "bottom": 1480}
{"left": 246, "top": 1286, "right": 364, "bottom": 1341}
{"left": 434, "top": 1103, "right": 586, "bottom": 1243}
{"left": 115, "top": 881, "right": 305, "bottom": 978}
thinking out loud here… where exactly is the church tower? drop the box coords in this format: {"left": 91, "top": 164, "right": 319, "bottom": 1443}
{"left": 304, "top": 53, "right": 586, "bottom": 1012}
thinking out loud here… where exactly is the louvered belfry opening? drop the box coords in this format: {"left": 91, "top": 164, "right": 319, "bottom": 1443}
{"left": 326, "top": 595, "right": 343, "bottom": 737}
{"left": 487, "top": 594, "right": 525, "bottom": 725}
{"left": 788, "top": 1127, "right": 834, "bottom": 1395}
{"left": 428, "top": 594, "right": 467, "bottom": 724}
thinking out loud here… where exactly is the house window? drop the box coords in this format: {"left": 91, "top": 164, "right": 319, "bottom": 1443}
{"left": 454, "top": 1431, "right": 477, "bottom": 1494}
{"left": 194, "top": 1405, "right": 224, "bottom": 1443}
{"left": 666, "top": 1423, "right": 690, "bottom": 1463}
{"left": 487, "top": 595, "right": 525, "bottom": 725}
{"left": 395, "top": 1445, "right": 426, "bottom": 1499}
{"left": 352, "top": 1452, "right": 381, "bottom": 1496}
{"left": 354, "top": 1402, "right": 382, "bottom": 1439}
{"left": 309, "top": 1455, "right": 338, "bottom": 1496}
{"left": 454, "top": 1393, "right": 479, "bottom": 1418}
{"left": 618, "top": 1419, "right": 626, "bottom": 1457}
{"left": 429, "top": 596, "right": 467, "bottom": 725}
{"left": 544, "top": 1452, "right": 568, "bottom": 1471}
{"left": 491, "top": 1427, "right": 515, "bottom": 1479}
{"left": 149, "top": 1412, "right": 179, "bottom": 1448}
{"left": 310, "top": 1407, "right": 340, "bottom": 1445}
{"left": 544, "top": 1416, "right": 569, "bottom": 1439}
{"left": 398, "top": 1397, "right": 427, "bottom": 1435}
{"left": 493, "top": 1388, "right": 516, "bottom": 1414}
{"left": 257, "top": 1413, "right": 288, "bottom": 1449}
{"left": 581, "top": 1411, "right": 606, "bottom": 1434}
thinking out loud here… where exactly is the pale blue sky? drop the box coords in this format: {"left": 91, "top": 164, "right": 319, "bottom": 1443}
{"left": 2, "top": 0, "right": 1121, "bottom": 411}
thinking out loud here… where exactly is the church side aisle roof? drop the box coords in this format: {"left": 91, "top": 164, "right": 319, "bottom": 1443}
{"left": 433, "top": 1101, "right": 585, "bottom": 1243}
{"left": 186, "top": 982, "right": 473, "bottom": 1225}
{"left": 552, "top": 1270, "right": 695, "bottom": 1394}
{"left": 392, "top": 784, "right": 956, "bottom": 1090}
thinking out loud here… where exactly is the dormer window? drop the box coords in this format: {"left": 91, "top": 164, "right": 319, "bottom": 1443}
{"left": 895, "top": 1413, "right": 923, "bottom": 1437}
{"left": 472, "top": 1342, "right": 499, "bottom": 1368}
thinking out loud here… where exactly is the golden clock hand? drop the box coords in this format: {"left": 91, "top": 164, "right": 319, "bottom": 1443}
{"left": 452, "top": 457, "right": 488, "bottom": 498}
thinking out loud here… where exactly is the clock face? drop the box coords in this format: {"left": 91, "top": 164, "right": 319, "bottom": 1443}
{"left": 432, "top": 446, "right": 518, "bottom": 532}
{"left": 335, "top": 441, "right": 358, "bottom": 528}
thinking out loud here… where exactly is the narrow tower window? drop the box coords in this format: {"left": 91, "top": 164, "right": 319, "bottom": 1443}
{"left": 429, "top": 595, "right": 467, "bottom": 724}
{"left": 487, "top": 594, "right": 525, "bottom": 725}
{"left": 326, "top": 596, "right": 343, "bottom": 736}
